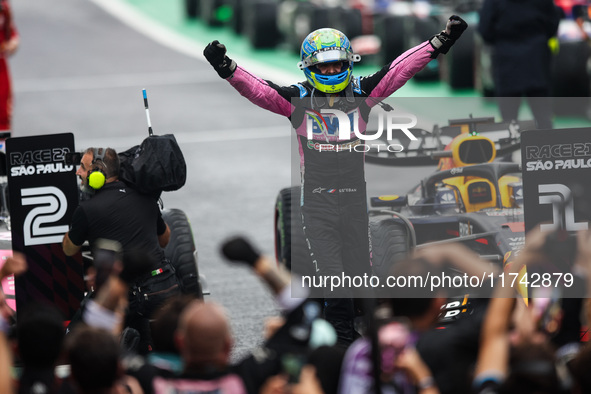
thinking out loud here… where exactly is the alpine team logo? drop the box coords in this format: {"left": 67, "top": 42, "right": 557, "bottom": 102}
{"left": 312, "top": 187, "right": 337, "bottom": 194}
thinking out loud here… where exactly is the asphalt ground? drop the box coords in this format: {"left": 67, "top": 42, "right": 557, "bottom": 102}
{"left": 9, "top": 0, "right": 591, "bottom": 360}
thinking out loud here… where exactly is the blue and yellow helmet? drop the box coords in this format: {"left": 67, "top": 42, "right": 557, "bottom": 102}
{"left": 297, "top": 28, "right": 361, "bottom": 94}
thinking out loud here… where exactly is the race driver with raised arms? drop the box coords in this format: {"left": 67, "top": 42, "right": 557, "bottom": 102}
{"left": 204, "top": 16, "right": 468, "bottom": 346}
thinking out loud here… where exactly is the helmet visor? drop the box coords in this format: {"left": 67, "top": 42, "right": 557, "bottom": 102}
{"left": 299, "top": 48, "right": 360, "bottom": 69}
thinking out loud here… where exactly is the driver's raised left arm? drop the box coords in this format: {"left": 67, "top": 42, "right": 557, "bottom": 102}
{"left": 364, "top": 15, "right": 467, "bottom": 98}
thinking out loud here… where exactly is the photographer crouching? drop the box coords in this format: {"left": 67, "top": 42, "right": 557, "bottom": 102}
{"left": 62, "top": 147, "right": 181, "bottom": 354}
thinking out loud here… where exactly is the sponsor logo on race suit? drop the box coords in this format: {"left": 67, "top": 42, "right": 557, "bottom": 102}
{"left": 312, "top": 187, "right": 344, "bottom": 194}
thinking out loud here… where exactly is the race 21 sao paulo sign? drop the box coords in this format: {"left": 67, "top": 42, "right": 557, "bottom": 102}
{"left": 521, "top": 128, "right": 591, "bottom": 233}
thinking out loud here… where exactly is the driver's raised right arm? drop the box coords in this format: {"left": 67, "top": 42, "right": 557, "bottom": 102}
{"left": 227, "top": 67, "right": 295, "bottom": 117}
{"left": 204, "top": 40, "right": 295, "bottom": 117}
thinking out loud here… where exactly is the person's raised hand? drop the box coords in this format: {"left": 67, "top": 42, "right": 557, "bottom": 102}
{"left": 203, "top": 40, "right": 237, "bottom": 79}
{"left": 0, "top": 252, "right": 27, "bottom": 280}
{"left": 221, "top": 236, "right": 261, "bottom": 267}
{"left": 429, "top": 15, "right": 468, "bottom": 57}
{"left": 445, "top": 15, "right": 468, "bottom": 41}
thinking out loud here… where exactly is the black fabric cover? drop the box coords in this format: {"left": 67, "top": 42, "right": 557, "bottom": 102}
{"left": 119, "top": 134, "right": 186, "bottom": 196}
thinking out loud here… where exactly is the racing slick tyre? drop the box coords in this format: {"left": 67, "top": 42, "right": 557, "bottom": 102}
{"left": 410, "top": 16, "right": 441, "bottom": 81}
{"left": 200, "top": 0, "right": 226, "bottom": 26}
{"left": 369, "top": 215, "right": 411, "bottom": 283}
{"left": 444, "top": 26, "right": 475, "bottom": 89}
{"left": 162, "top": 208, "right": 203, "bottom": 299}
{"left": 185, "top": 0, "right": 200, "bottom": 18}
{"left": 327, "top": 6, "right": 362, "bottom": 40}
{"left": 274, "top": 186, "right": 315, "bottom": 277}
{"left": 228, "top": 0, "right": 244, "bottom": 34}
{"left": 244, "top": 0, "right": 280, "bottom": 49}
{"left": 287, "top": 2, "right": 330, "bottom": 54}
{"left": 375, "top": 14, "right": 410, "bottom": 65}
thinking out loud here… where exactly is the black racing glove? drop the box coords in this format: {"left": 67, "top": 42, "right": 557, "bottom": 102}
{"left": 203, "top": 40, "right": 237, "bottom": 79}
{"left": 429, "top": 15, "right": 468, "bottom": 58}
{"left": 221, "top": 236, "right": 261, "bottom": 267}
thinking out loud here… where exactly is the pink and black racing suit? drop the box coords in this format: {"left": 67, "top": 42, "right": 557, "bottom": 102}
{"left": 225, "top": 40, "right": 435, "bottom": 343}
